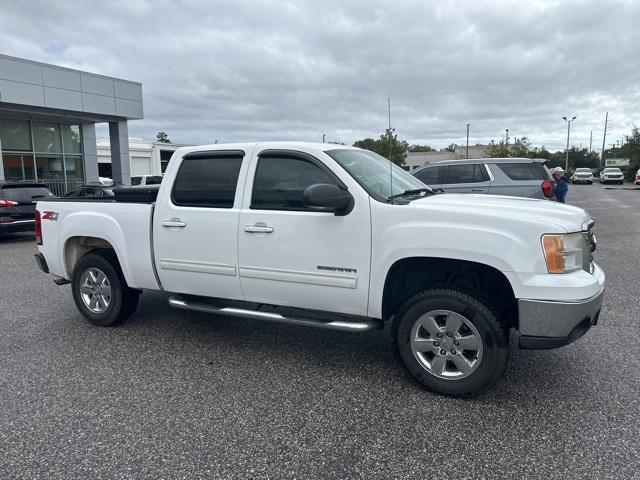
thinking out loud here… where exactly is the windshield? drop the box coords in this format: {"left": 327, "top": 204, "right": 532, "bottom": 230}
{"left": 575, "top": 168, "right": 591, "bottom": 172}
{"left": 326, "top": 149, "right": 428, "bottom": 201}
{"left": 604, "top": 168, "right": 622, "bottom": 173}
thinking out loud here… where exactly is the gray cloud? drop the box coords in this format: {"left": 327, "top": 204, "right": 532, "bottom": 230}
{"left": 1, "top": 0, "right": 639, "bottom": 151}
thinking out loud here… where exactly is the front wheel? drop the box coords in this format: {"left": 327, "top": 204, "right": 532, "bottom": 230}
{"left": 394, "top": 288, "right": 509, "bottom": 397}
{"left": 71, "top": 252, "right": 140, "bottom": 326}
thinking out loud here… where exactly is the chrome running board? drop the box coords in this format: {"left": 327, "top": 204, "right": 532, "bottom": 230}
{"left": 168, "top": 296, "right": 379, "bottom": 332}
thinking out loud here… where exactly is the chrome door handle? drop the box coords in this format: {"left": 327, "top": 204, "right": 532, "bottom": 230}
{"left": 162, "top": 218, "right": 187, "bottom": 228}
{"left": 244, "top": 222, "right": 274, "bottom": 234}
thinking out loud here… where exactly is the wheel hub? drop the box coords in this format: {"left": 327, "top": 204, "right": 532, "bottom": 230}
{"left": 410, "top": 309, "right": 483, "bottom": 380}
{"left": 79, "top": 267, "right": 112, "bottom": 314}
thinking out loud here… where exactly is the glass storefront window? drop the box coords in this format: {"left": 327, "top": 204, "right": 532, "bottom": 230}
{"left": 0, "top": 119, "right": 32, "bottom": 151}
{"left": 32, "top": 122, "right": 62, "bottom": 153}
{"left": 62, "top": 124, "right": 82, "bottom": 154}
{"left": 2, "top": 153, "right": 36, "bottom": 180}
{"left": 2, "top": 119, "right": 84, "bottom": 183}
{"left": 36, "top": 155, "right": 65, "bottom": 180}
{"left": 64, "top": 156, "right": 84, "bottom": 180}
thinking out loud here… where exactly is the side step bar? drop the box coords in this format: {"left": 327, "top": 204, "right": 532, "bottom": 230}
{"left": 168, "top": 296, "right": 380, "bottom": 332}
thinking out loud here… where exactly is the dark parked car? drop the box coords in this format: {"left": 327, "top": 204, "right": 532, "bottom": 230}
{"left": 412, "top": 157, "right": 554, "bottom": 199}
{"left": 0, "top": 182, "right": 55, "bottom": 234}
{"left": 64, "top": 185, "right": 115, "bottom": 198}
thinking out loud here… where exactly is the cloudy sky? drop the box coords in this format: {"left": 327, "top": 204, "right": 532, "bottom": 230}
{"left": 1, "top": 0, "right": 639, "bottom": 151}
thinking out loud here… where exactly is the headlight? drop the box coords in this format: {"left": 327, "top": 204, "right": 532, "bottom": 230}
{"left": 541, "top": 233, "right": 586, "bottom": 273}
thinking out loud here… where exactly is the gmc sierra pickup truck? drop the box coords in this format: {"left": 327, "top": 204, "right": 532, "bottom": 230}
{"left": 34, "top": 142, "right": 604, "bottom": 396}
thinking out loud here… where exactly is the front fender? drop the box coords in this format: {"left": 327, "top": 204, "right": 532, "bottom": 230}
{"left": 368, "top": 215, "right": 546, "bottom": 318}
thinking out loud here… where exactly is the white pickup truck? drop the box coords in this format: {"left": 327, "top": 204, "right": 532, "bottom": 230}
{"left": 34, "top": 142, "right": 604, "bottom": 396}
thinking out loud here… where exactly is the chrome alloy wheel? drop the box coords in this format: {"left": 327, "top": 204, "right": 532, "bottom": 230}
{"left": 79, "top": 267, "right": 112, "bottom": 314}
{"left": 410, "top": 309, "right": 483, "bottom": 379}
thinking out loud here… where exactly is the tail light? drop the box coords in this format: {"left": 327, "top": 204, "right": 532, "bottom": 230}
{"left": 0, "top": 200, "right": 18, "bottom": 207}
{"left": 35, "top": 210, "right": 42, "bottom": 245}
{"left": 541, "top": 179, "right": 554, "bottom": 198}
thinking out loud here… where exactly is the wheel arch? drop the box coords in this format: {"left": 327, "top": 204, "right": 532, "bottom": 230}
{"left": 64, "top": 236, "right": 130, "bottom": 284}
{"left": 380, "top": 256, "right": 517, "bottom": 329}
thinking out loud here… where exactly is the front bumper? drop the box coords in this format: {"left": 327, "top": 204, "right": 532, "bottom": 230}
{"left": 518, "top": 287, "right": 604, "bottom": 349}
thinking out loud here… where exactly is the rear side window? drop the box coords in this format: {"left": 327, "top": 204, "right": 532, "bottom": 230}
{"left": 443, "top": 164, "right": 489, "bottom": 184}
{"left": 1, "top": 186, "right": 53, "bottom": 203}
{"left": 131, "top": 177, "right": 142, "bottom": 186}
{"left": 251, "top": 155, "right": 337, "bottom": 210}
{"left": 413, "top": 166, "right": 441, "bottom": 185}
{"left": 496, "top": 162, "right": 548, "bottom": 180}
{"left": 145, "top": 176, "right": 163, "bottom": 185}
{"left": 172, "top": 155, "right": 243, "bottom": 208}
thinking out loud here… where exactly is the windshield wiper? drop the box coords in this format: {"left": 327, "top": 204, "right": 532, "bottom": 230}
{"left": 387, "top": 188, "right": 436, "bottom": 203}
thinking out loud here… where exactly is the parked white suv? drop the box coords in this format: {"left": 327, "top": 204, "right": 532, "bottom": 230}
{"left": 572, "top": 168, "right": 594, "bottom": 184}
{"left": 34, "top": 142, "right": 604, "bottom": 397}
{"left": 600, "top": 168, "right": 624, "bottom": 184}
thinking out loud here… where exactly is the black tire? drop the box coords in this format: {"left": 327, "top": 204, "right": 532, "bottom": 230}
{"left": 394, "top": 288, "right": 509, "bottom": 397}
{"left": 71, "top": 251, "right": 140, "bottom": 326}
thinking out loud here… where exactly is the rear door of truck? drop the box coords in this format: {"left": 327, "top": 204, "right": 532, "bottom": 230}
{"left": 153, "top": 150, "right": 248, "bottom": 300}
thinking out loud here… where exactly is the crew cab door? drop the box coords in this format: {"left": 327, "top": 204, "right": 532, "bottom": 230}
{"left": 153, "top": 150, "right": 248, "bottom": 299}
{"left": 237, "top": 149, "right": 371, "bottom": 316}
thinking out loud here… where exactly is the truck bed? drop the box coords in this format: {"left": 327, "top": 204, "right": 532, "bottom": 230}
{"left": 36, "top": 196, "right": 160, "bottom": 290}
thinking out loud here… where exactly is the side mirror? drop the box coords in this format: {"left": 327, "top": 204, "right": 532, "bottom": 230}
{"left": 303, "top": 183, "right": 353, "bottom": 215}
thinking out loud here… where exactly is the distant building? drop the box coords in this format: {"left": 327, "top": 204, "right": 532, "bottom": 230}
{"left": 96, "top": 138, "right": 191, "bottom": 178}
{"left": 0, "top": 53, "right": 143, "bottom": 191}
{"left": 404, "top": 144, "right": 490, "bottom": 171}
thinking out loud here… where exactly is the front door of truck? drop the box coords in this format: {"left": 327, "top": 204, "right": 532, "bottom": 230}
{"left": 237, "top": 149, "right": 371, "bottom": 316}
{"left": 154, "top": 150, "right": 248, "bottom": 299}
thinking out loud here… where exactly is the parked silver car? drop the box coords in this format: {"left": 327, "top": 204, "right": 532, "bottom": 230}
{"left": 412, "top": 158, "right": 554, "bottom": 199}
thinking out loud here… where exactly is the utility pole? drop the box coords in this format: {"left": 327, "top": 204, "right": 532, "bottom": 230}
{"left": 505, "top": 129, "right": 509, "bottom": 156}
{"left": 388, "top": 97, "right": 393, "bottom": 197}
{"left": 466, "top": 123, "right": 470, "bottom": 159}
{"left": 563, "top": 116, "right": 577, "bottom": 171}
{"left": 589, "top": 130, "right": 592, "bottom": 153}
{"left": 322, "top": 133, "right": 326, "bottom": 143}
{"left": 601, "top": 112, "right": 608, "bottom": 168}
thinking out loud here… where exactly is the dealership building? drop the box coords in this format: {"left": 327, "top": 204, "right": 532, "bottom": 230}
{"left": 0, "top": 53, "right": 143, "bottom": 193}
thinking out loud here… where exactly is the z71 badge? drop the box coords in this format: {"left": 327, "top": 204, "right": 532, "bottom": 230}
{"left": 42, "top": 211, "right": 59, "bottom": 221}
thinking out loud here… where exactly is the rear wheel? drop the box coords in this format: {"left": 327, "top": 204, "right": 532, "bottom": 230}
{"left": 71, "top": 252, "right": 140, "bottom": 326}
{"left": 394, "top": 288, "right": 509, "bottom": 397}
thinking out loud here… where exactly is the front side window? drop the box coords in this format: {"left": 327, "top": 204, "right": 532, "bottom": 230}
{"left": 172, "top": 155, "right": 243, "bottom": 208}
{"left": 413, "top": 166, "right": 441, "bottom": 185}
{"left": 251, "top": 155, "right": 337, "bottom": 210}
{"left": 327, "top": 149, "right": 426, "bottom": 202}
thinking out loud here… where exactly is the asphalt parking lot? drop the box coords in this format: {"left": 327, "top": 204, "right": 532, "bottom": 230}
{"left": 1, "top": 183, "right": 639, "bottom": 480}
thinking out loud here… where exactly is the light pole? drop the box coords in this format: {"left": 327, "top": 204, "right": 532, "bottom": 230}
{"left": 563, "top": 116, "right": 576, "bottom": 171}
{"left": 466, "top": 123, "right": 470, "bottom": 159}
{"left": 505, "top": 129, "right": 509, "bottom": 157}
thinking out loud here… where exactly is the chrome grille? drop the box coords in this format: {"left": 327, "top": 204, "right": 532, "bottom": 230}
{"left": 582, "top": 221, "right": 596, "bottom": 272}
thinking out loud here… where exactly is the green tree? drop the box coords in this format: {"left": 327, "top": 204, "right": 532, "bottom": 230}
{"left": 353, "top": 128, "right": 408, "bottom": 166}
{"left": 156, "top": 132, "right": 171, "bottom": 143}
{"left": 485, "top": 136, "right": 531, "bottom": 158}
{"left": 615, "top": 126, "right": 640, "bottom": 181}
{"left": 408, "top": 144, "right": 435, "bottom": 152}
